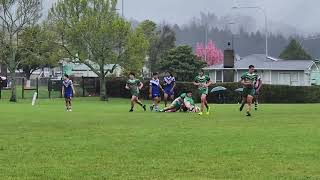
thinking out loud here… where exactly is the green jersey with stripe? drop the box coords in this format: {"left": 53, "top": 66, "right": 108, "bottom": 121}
{"left": 179, "top": 93, "right": 187, "bottom": 99}
{"left": 241, "top": 72, "right": 259, "bottom": 88}
{"left": 194, "top": 75, "right": 211, "bottom": 95}
{"left": 127, "top": 79, "right": 141, "bottom": 96}
{"left": 184, "top": 97, "right": 195, "bottom": 106}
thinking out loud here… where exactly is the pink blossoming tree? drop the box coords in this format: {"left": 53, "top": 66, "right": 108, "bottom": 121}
{"left": 196, "top": 40, "right": 224, "bottom": 65}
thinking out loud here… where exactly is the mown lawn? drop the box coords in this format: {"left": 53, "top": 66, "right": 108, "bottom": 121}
{"left": 0, "top": 98, "right": 319, "bottom": 179}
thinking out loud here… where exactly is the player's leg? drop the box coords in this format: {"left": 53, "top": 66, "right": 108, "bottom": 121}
{"left": 170, "top": 94, "right": 175, "bottom": 102}
{"left": 202, "top": 94, "right": 210, "bottom": 115}
{"left": 65, "top": 98, "right": 69, "bottom": 111}
{"left": 129, "top": 96, "right": 135, "bottom": 112}
{"left": 199, "top": 94, "right": 209, "bottom": 115}
{"left": 240, "top": 96, "right": 246, "bottom": 112}
{"left": 246, "top": 95, "right": 254, "bottom": 116}
{"left": 136, "top": 96, "right": 146, "bottom": 111}
{"left": 155, "top": 96, "right": 161, "bottom": 111}
{"left": 164, "top": 93, "right": 169, "bottom": 107}
{"left": 254, "top": 93, "right": 259, "bottom": 111}
{"left": 150, "top": 93, "right": 157, "bottom": 111}
{"left": 161, "top": 99, "right": 179, "bottom": 112}
{"left": 68, "top": 97, "right": 72, "bottom": 111}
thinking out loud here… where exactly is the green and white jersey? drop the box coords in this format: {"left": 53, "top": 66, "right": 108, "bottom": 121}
{"left": 127, "top": 79, "right": 141, "bottom": 96}
{"left": 184, "top": 97, "right": 195, "bottom": 106}
{"left": 194, "top": 75, "right": 211, "bottom": 94}
{"left": 179, "top": 93, "right": 187, "bottom": 99}
{"left": 241, "top": 72, "right": 260, "bottom": 88}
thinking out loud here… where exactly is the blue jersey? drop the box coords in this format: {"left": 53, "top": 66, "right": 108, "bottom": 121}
{"left": 150, "top": 78, "right": 161, "bottom": 95}
{"left": 164, "top": 76, "right": 175, "bottom": 91}
{"left": 63, "top": 79, "right": 73, "bottom": 95}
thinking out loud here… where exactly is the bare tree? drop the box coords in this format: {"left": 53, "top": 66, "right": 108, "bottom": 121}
{"left": 0, "top": 0, "right": 42, "bottom": 102}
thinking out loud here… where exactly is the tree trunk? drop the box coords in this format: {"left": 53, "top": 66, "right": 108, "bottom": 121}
{"left": 99, "top": 75, "right": 108, "bottom": 101}
{"left": 9, "top": 71, "right": 17, "bottom": 102}
{"left": 25, "top": 73, "right": 32, "bottom": 88}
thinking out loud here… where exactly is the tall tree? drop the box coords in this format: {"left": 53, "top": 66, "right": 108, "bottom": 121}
{"left": 196, "top": 40, "right": 224, "bottom": 65}
{"left": 0, "top": 0, "right": 42, "bottom": 102}
{"left": 159, "top": 45, "right": 206, "bottom": 81}
{"left": 279, "top": 39, "right": 313, "bottom": 60}
{"left": 149, "top": 24, "right": 176, "bottom": 72}
{"left": 49, "top": 0, "right": 148, "bottom": 101}
{"left": 18, "top": 24, "right": 61, "bottom": 81}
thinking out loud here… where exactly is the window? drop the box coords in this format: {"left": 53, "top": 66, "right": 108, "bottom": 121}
{"left": 216, "top": 70, "right": 222, "bottom": 83}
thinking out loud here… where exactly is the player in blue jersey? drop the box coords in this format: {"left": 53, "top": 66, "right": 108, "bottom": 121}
{"left": 163, "top": 71, "right": 176, "bottom": 107}
{"left": 62, "top": 74, "right": 75, "bottom": 112}
{"left": 149, "top": 72, "right": 163, "bottom": 111}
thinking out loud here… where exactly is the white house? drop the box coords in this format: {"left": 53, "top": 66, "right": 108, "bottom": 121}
{"left": 203, "top": 54, "right": 320, "bottom": 86}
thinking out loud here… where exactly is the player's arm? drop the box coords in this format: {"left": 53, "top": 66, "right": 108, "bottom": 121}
{"left": 205, "top": 77, "right": 213, "bottom": 87}
{"left": 149, "top": 84, "right": 152, "bottom": 98}
{"left": 71, "top": 84, "right": 76, "bottom": 95}
{"left": 256, "top": 79, "right": 262, "bottom": 92}
{"left": 241, "top": 79, "right": 250, "bottom": 86}
{"left": 241, "top": 76, "right": 251, "bottom": 86}
{"left": 171, "top": 81, "right": 176, "bottom": 92}
{"left": 193, "top": 79, "right": 200, "bottom": 86}
{"left": 159, "top": 84, "right": 164, "bottom": 92}
{"left": 61, "top": 85, "right": 64, "bottom": 96}
{"left": 138, "top": 81, "right": 144, "bottom": 90}
{"left": 125, "top": 83, "right": 130, "bottom": 90}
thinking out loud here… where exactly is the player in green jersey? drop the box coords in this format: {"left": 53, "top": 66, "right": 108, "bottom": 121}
{"left": 194, "top": 69, "right": 213, "bottom": 115}
{"left": 125, "top": 72, "right": 147, "bottom": 112}
{"left": 160, "top": 91, "right": 191, "bottom": 112}
{"left": 239, "top": 69, "right": 262, "bottom": 111}
{"left": 183, "top": 96, "right": 200, "bottom": 113}
{"left": 240, "top": 65, "right": 260, "bottom": 116}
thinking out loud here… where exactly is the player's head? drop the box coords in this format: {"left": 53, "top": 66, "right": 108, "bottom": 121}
{"left": 129, "top": 72, "right": 135, "bottom": 79}
{"left": 166, "top": 71, "right": 173, "bottom": 77}
{"left": 153, "top": 72, "right": 159, "bottom": 79}
{"left": 248, "top": 65, "right": 255, "bottom": 73}
{"left": 199, "top": 69, "right": 205, "bottom": 76}
{"left": 186, "top": 90, "right": 193, "bottom": 97}
{"left": 64, "top": 74, "right": 69, "bottom": 80}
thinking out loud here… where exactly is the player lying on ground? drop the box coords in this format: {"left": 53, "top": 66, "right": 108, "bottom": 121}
{"left": 183, "top": 96, "right": 201, "bottom": 113}
{"left": 160, "top": 91, "right": 200, "bottom": 113}
{"left": 240, "top": 65, "right": 260, "bottom": 116}
{"left": 125, "top": 72, "right": 147, "bottom": 112}
{"left": 62, "top": 74, "right": 76, "bottom": 112}
{"left": 149, "top": 72, "right": 163, "bottom": 112}
{"left": 194, "top": 69, "right": 213, "bottom": 115}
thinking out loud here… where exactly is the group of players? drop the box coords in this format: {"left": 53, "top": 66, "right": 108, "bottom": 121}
{"left": 124, "top": 65, "right": 262, "bottom": 116}
{"left": 62, "top": 65, "right": 262, "bottom": 116}
{"left": 125, "top": 70, "right": 212, "bottom": 115}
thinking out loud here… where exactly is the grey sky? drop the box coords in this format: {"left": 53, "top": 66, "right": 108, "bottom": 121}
{"left": 44, "top": 0, "right": 320, "bottom": 36}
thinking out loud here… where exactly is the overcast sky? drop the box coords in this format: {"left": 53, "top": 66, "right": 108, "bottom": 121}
{"left": 44, "top": 0, "right": 320, "bottom": 36}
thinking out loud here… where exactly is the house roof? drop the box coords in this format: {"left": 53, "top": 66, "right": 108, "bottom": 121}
{"left": 204, "top": 54, "right": 315, "bottom": 71}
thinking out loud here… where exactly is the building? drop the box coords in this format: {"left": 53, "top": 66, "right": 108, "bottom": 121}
{"left": 62, "top": 62, "right": 123, "bottom": 78}
{"left": 203, "top": 54, "right": 320, "bottom": 86}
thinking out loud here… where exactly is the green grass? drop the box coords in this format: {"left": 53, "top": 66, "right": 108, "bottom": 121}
{"left": 0, "top": 98, "right": 319, "bottom": 180}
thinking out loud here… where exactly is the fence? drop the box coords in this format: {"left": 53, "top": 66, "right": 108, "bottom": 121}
{"left": 1, "top": 77, "right": 320, "bottom": 103}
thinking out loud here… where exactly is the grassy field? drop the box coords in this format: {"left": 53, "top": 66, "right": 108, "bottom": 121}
{"left": 0, "top": 98, "right": 319, "bottom": 180}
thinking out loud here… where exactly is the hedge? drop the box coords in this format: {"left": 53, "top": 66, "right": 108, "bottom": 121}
{"left": 98, "top": 79, "right": 320, "bottom": 104}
